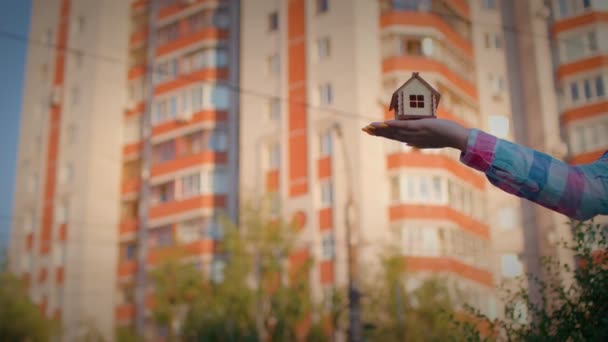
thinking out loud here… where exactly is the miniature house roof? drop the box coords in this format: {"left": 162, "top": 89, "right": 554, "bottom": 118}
{"left": 389, "top": 72, "right": 442, "bottom": 111}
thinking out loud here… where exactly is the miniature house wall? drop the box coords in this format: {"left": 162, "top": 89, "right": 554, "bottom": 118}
{"left": 396, "top": 78, "right": 433, "bottom": 117}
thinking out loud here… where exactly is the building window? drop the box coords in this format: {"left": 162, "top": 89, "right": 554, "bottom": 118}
{"left": 55, "top": 202, "right": 69, "bottom": 224}
{"left": 180, "top": 173, "right": 201, "bottom": 199}
{"left": 211, "top": 169, "right": 228, "bottom": 194}
{"left": 317, "top": 0, "right": 329, "bottom": 13}
{"left": 59, "top": 163, "right": 74, "bottom": 185}
{"left": 319, "top": 83, "right": 333, "bottom": 105}
{"left": 390, "top": 176, "right": 400, "bottom": 202}
{"left": 211, "top": 259, "right": 225, "bottom": 284}
{"left": 409, "top": 94, "right": 424, "bottom": 108}
{"left": 269, "top": 98, "right": 280, "bottom": 121}
{"left": 321, "top": 233, "right": 335, "bottom": 260}
{"left": 584, "top": 79, "right": 592, "bottom": 99}
{"left": 209, "top": 130, "right": 227, "bottom": 151}
{"left": 558, "top": 0, "right": 568, "bottom": 17}
{"left": 320, "top": 182, "right": 333, "bottom": 207}
{"left": 570, "top": 82, "right": 579, "bottom": 102}
{"left": 596, "top": 76, "right": 605, "bottom": 97}
{"left": 588, "top": 31, "right": 598, "bottom": 52}
{"left": 211, "top": 85, "right": 230, "bottom": 110}
{"left": 268, "top": 12, "right": 278, "bottom": 31}
{"left": 317, "top": 37, "right": 331, "bottom": 60}
{"left": 582, "top": 0, "right": 591, "bottom": 9}
{"left": 501, "top": 253, "right": 523, "bottom": 278}
{"left": 319, "top": 130, "right": 332, "bottom": 156}
{"left": 268, "top": 143, "right": 281, "bottom": 169}
{"left": 71, "top": 86, "right": 80, "bottom": 105}
{"left": 152, "top": 181, "right": 174, "bottom": 205}
{"left": 268, "top": 54, "right": 280, "bottom": 75}
{"left": 213, "top": 11, "right": 230, "bottom": 29}
{"left": 402, "top": 225, "right": 440, "bottom": 257}
{"left": 177, "top": 218, "right": 204, "bottom": 243}
{"left": 149, "top": 225, "right": 173, "bottom": 248}
{"left": 152, "top": 139, "right": 176, "bottom": 164}
{"left": 401, "top": 39, "right": 422, "bottom": 56}
{"left": 191, "top": 86, "right": 204, "bottom": 112}
{"left": 125, "top": 244, "right": 137, "bottom": 260}
{"left": 482, "top": 0, "right": 496, "bottom": 9}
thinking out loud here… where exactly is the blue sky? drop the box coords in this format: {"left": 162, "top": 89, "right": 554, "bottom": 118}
{"left": 0, "top": 0, "right": 31, "bottom": 252}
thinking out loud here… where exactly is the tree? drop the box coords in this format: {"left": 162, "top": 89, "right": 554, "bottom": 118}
{"left": 455, "top": 221, "right": 608, "bottom": 341}
{"left": 149, "top": 247, "right": 206, "bottom": 341}
{"left": 181, "top": 199, "right": 321, "bottom": 341}
{"left": 361, "top": 250, "right": 456, "bottom": 342}
{"left": 0, "top": 267, "right": 56, "bottom": 341}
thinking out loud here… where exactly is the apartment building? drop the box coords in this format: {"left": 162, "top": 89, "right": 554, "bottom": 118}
{"left": 240, "top": 0, "right": 499, "bottom": 324}
{"left": 551, "top": 0, "right": 607, "bottom": 227}
{"left": 9, "top": 0, "right": 128, "bottom": 340}
{"left": 116, "top": 0, "right": 240, "bottom": 338}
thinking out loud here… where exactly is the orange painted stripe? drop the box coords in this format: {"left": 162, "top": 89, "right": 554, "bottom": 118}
{"left": 383, "top": 56, "right": 477, "bottom": 100}
{"left": 39, "top": 268, "right": 48, "bottom": 283}
{"left": 26, "top": 233, "right": 33, "bottom": 250}
{"left": 128, "top": 65, "right": 146, "bottom": 81}
{"left": 156, "top": 28, "right": 228, "bottom": 57}
{"left": 151, "top": 110, "right": 227, "bottom": 136}
{"left": 41, "top": 0, "right": 70, "bottom": 256}
{"left": 154, "top": 68, "right": 228, "bottom": 95}
{"left": 39, "top": 296, "right": 48, "bottom": 317}
{"left": 289, "top": 248, "right": 310, "bottom": 281}
{"left": 130, "top": 29, "right": 148, "bottom": 47}
{"left": 569, "top": 149, "right": 606, "bottom": 165}
{"left": 288, "top": 0, "right": 308, "bottom": 198}
{"left": 380, "top": 11, "right": 473, "bottom": 58}
{"left": 151, "top": 151, "right": 226, "bottom": 176}
{"left": 53, "top": 309, "right": 61, "bottom": 321}
{"left": 318, "top": 208, "right": 333, "bottom": 231}
{"left": 123, "top": 141, "right": 143, "bottom": 157}
{"left": 557, "top": 55, "right": 608, "bottom": 80}
{"left": 561, "top": 101, "right": 608, "bottom": 125}
{"left": 149, "top": 194, "right": 226, "bottom": 219}
{"left": 158, "top": 0, "right": 219, "bottom": 20}
{"left": 56, "top": 267, "right": 64, "bottom": 284}
{"left": 265, "top": 169, "right": 280, "bottom": 192}
{"left": 115, "top": 303, "right": 136, "bottom": 321}
{"left": 552, "top": 11, "right": 608, "bottom": 36}
{"left": 317, "top": 157, "right": 331, "bottom": 179}
{"left": 120, "top": 219, "right": 138, "bottom": 236}
{"left": 446, "top": 0, "right": 469, "bottom": 18}
{"left": 387, "top": 152, "right": 486, "bottom": 190}
{"left": 118, "top": 261, "right": 137, "bottom": 277}
{"left": 405, "top": 256, "right": 492, "bottom": 287}
{"left": 125, "top": 101, "right": 145, "bottom": 117}
{"left": 148, "top": 240, "right": 215, "bottom": 264}
{"left": 131, "top": 0, "right": 148, "bottom": 12}
{"left": 121, "top": 178, "right": 141, "bottom": 195}
{"left": 389, "top": 204, "right": 489, "bottom": 239}
{"left": 292, "top": 211, "right": 307, "bottom": 231}
{"left": 58, "top": 223, "right": 67, "bottom": 241}
{"left": 319, "top": 260, "right": 334, "bottom": 284}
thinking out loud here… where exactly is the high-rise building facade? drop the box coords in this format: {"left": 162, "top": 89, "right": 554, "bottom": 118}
{"left": 241, "top": 0, "right": 499, "bottom": 323}
{"left": 9, "top": 0, "right": 128, "bottom": 340}
{"left": 116, "top": 0, "right": 240, "bottom": 337}
{"left": 550, "top": 0, "right": 607, "bottom": 227}
{"left": 18, "top": 0, "right": 606, "bottom": 339}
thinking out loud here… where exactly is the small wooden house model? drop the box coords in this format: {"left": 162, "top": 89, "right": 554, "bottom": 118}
{"left": 389, "top": 72, "right": 441, "bottom": 120}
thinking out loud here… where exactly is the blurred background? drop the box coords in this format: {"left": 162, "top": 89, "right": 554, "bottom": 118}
{"left": 1, "top": 0, "right": 607, "bottom": 341}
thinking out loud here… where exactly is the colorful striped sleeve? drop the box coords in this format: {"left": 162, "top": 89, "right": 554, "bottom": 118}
{"left": 459, "top": 129, "right": 608, "bottom": 222}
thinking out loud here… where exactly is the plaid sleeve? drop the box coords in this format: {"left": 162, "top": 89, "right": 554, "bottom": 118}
{"left": 460, "top": 129, "right": 608, "bottom": 221}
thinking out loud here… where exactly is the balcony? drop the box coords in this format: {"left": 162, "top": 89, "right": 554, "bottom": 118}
{"left": 380, "top": 10, "right": 472, "bottom": 57}
{"left": 120, "top": 218, "right": 139, "bottom": 236}
{"left": 151, "top": 151, "right": 227, "bottom": 177}
{"left": 149, "top": 194, "right": 226, "bottom": 219}
{"left": 405, "top": 256, "right": 492, "bottom": 287}
{"left": 129, "top": 28, "right": 148, "bottom": 48}
{"left": 157, "top": 28, "right": 228, "bottom": 57}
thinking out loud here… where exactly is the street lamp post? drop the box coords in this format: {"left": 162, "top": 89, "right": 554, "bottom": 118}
{"left": 332, "top": 124, "right": 362, "bottom": 342}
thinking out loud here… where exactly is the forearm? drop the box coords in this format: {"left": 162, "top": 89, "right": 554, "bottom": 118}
{"left": 459, "top": 129, "right": 608, "bottom": 221}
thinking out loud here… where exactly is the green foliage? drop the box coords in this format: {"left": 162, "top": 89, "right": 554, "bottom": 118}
{"left": 0, "top": 268, "right": 56, "bottom": 341}
{"left": 362, "top": 251, "right": 456, "bottom": 342}
{"left": 455, "top": 221, "right": 608, "bottom": 341}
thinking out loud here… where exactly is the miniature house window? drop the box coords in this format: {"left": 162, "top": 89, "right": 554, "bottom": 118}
{"left": 409, "top": 95, "right": 424, "bottom": 108}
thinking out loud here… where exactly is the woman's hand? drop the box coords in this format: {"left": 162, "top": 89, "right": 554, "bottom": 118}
{"left": 362, "top": 118, "right": 471, "bottom": 152}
